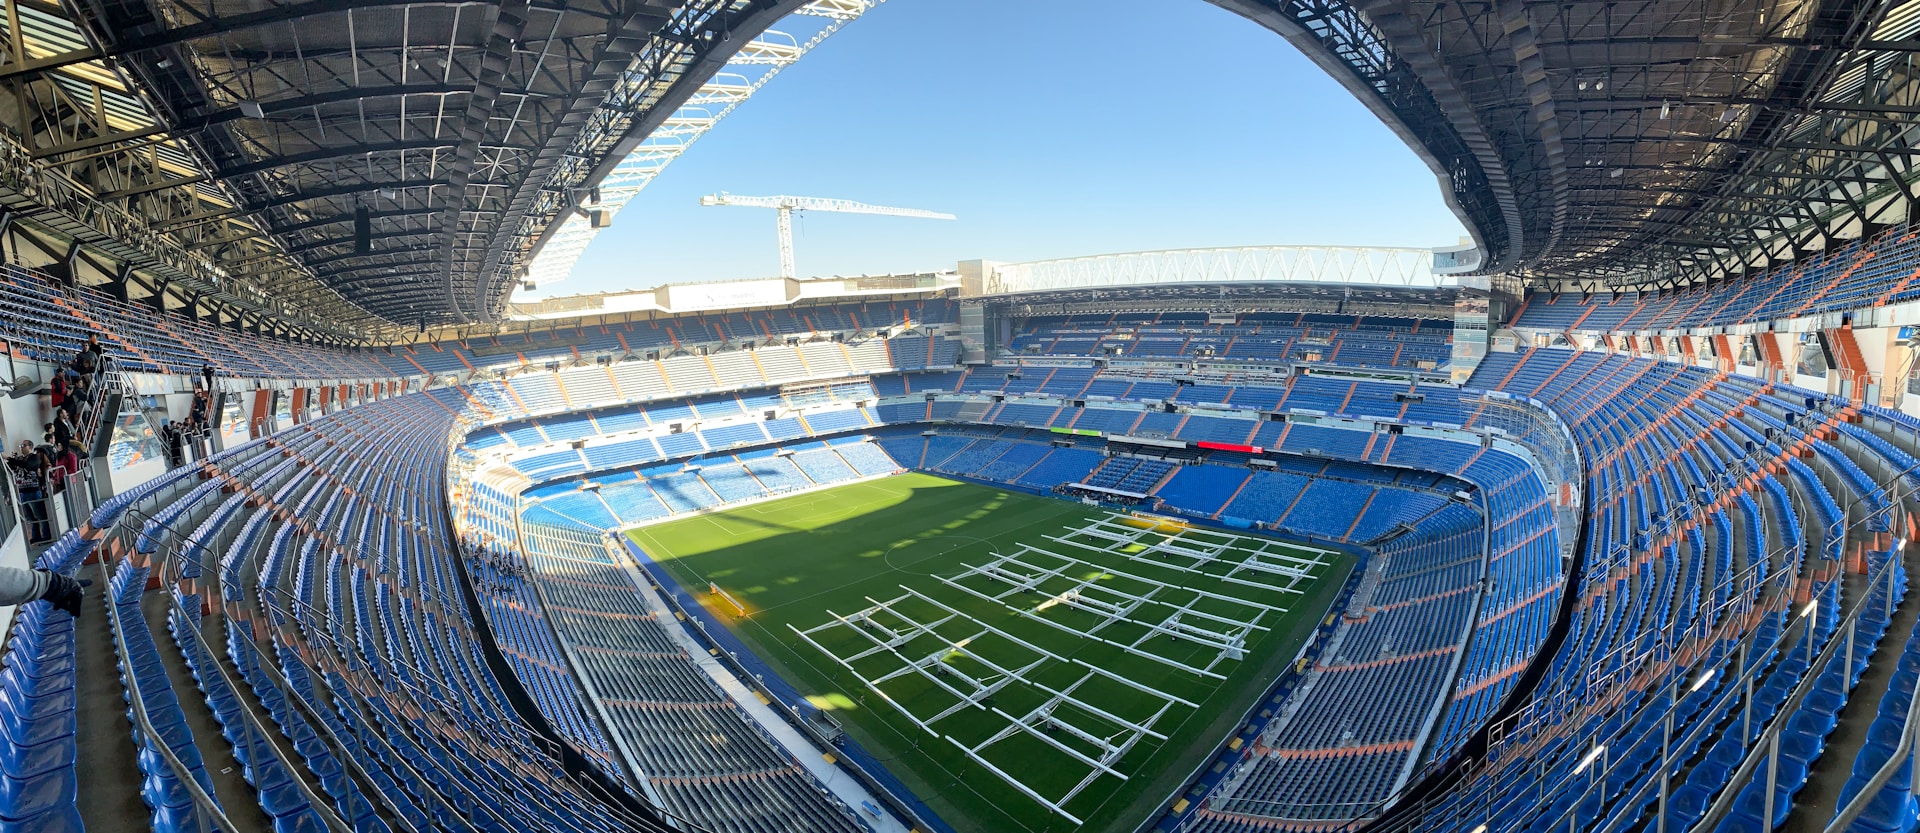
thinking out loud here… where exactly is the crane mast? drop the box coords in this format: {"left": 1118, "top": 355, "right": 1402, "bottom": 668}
{"left": 700, "top": 193, "right": 956, "bottom": 278}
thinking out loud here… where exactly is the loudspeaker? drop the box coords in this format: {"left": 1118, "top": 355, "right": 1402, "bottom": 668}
{"left": 354, "top": 206, "right": 371, "bottom": 254}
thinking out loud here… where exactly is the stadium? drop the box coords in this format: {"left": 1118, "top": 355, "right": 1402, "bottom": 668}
{"left": 0, "top": 1, "right": 1919, "bottom": 833}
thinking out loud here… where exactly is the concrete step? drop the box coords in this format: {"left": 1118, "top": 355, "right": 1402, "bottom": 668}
{"left": 139, "top": 590, "right": 277, "bottom": 830}
{"left": 1783, "top": 555, "right": 1919, "bottom": 831}
{"left": 73, "top": 564, "right": 149, "bottom": 833}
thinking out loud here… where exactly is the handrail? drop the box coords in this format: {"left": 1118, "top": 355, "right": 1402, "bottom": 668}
{"left": 1495, "top": 416, "right": 1920, "bottom": 833}
{"left": 570, "top": 526, "right": 909, "bottom": 833}
{"left": 117, "top": 502, "right": 356, "bottom": 833}
{"left": 1684, "top": 438, "right": 1920, "bottom": 832}
{"left": 222, "top": 452, "right": 599, "bottom": 829}
{"left": 1825, "top": 566, "right": 1920, "bottom": 831}
{"left": 93, "top": 474, "right": 248, "bottom": 833}
{"left": 261, "top": 562, "right": 673, "bottom": 832}
{"left": 97, "top": 556, "right": 241, "bottom": 833}
{"left": 1308, "top": 386, "right": 1900, "bottom": 832}
{"left": 109, "top": 432, "right": 617, "bottom": 833}
{"left": 239, "top": 416, "right": 680, "bottom": 833}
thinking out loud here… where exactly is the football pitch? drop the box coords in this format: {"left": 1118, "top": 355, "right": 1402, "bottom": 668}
{"left": 629, "top": 473, "right": 1353, "bottom": 833}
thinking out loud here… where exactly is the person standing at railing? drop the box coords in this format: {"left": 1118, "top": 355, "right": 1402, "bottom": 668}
{"left": 49, "top": 409, "right": 80, "bottom": 454}
{"left": 47, "top": 371, "right": 69, "bottom": 413}
{"left": 68, "top": 372, "right": 93, "bottom": 428}
{"left": 6, "top": 440, "right": 53, "bottom": 545}
{"left": 44, "top": 441, "right": 78, "bottom": 498}
{"left": 58, "top": 372, "right": 83, "bottom": 427}
{"left": 0, "top": 564, "right": 87, "bottom": 617}
{"left": 160, "top": 418, "right": 186, "bottom": 468}
{"left": 188, "top": 385, "right": 209, "bottom": 429}
{"left": 71, "top": 335, "right": 100, "bottom": 378}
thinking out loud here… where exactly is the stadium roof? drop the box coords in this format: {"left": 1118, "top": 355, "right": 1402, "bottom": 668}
{"left": 1, "top": 0, "right": 820, "bottom": 334}
{"left": 1233, "top": 0, "right": 1920, "bottom": 289}
{"left": 5, "top": 0, "right": 1917, "bottom": 338}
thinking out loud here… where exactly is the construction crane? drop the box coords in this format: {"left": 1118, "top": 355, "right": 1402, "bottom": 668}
{"left": 699, "top": 193, "right": 956, "bottom": 279}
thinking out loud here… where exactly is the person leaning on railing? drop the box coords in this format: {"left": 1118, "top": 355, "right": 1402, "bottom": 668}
{"left": 0, "top": 564, "right": 87, "bottom": 617}
{"left": 6, "top": 440, "right": 54, "bottom": 545}
{"left": 71, "top": 334, "right": 103, "bottom": 379}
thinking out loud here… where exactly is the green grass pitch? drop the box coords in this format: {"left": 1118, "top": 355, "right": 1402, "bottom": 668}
{"left": 630, "top": 473, "right": 1353, "bottom": 833}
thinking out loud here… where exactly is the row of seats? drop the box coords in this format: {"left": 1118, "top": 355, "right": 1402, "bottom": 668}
{"left": 435, "top": 350, "right": 1543, "bottom": 830}
{"left": 511, "top": 523, "right": 866, "bottom": 833}
{"left": 519, "top": 438, "right": 903, "bottom": 529}
{"left": 1007, "top": 312, "right": 1452, "bottom": 370}
{"left": 1424, "top": 347, "right": 1913, "bottom": 833}
{"left": 379, "top": 299, "right": 957, "bottom": 375}
{"left": 0, "top": 263, "right": 391, "bottom": 379}
{"left": 1511, "top": 218, "right": 1920, "bottom": 332}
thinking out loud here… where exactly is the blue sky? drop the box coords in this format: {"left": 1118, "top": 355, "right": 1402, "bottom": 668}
{"left": 545, "top": 0, "right": 1468, "bottom": 297}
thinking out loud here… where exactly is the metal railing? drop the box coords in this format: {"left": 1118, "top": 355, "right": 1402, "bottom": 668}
{"left": 102, "top": 494, "right": 349, "bottom": 833}
{"left": 89, "top": 422, "right": 668, "bottom": 833}
{"left": 1161, "top": 393, "right": 1911, "bottom": 833}
{"left": 1394, "top": 438, "right": 1920, "bottom": 833}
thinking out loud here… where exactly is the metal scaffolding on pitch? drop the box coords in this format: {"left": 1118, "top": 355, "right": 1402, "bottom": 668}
{"left": 897, "top": 588, "right": 1198, "bottom": 708}
{"left": 787, "top": 587, "right": 1185, "bottom": 824}
{"left": 949, "top": 549, "right": 1161, "bottom": 636}
{"left": 947, "top": 673, "right": 1174, "bottom": 826}
{"left": 883, "top": 592, "right": 1182, "bottom": 826}
{"left": 787, "top": 593, "right": 1039, "bottom": 732}
{"left": 940, "top": 545, "right": 1277, "bottom": 678}
{"left": 1062, "top": 513, "right": 1331, "bottom": 594}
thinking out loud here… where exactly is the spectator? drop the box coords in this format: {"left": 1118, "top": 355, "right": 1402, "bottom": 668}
{"left": 160, "top": 419, "right": 185, "bottom": 468}
{"left": 50, "top": 410, "right": 79, "bottom": 453}
{"left": 0, "top": 565, "right": 88, "bottom": 617}
{"left": 6, "top": 441, "right": 52, "bottom": 544}
{"left": 201, "top": 364, "right": 216, "bottom": 393}
{"left": 69, "top": 373, "right": 93, "bottom": 425}
{"left": 71, "top": 336, "right": 100, "bottom": 377}
{"left": 188, "top": 385, "right": 210, "bottom": 428}
{"left": 48, "top": 372, "right": 68, "bottom": 413}
{"left": 58, "top": 374, "right": 83, "bottom": 427}
{"left": 46, "top": 442, "right": 79, "bottom": 491}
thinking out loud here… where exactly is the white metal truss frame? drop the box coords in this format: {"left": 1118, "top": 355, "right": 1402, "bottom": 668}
{"left": 889, "top": 588, "right": 1185, "bottom": 826}
{"left": 896, "top": 588, "right": 1194, "bottom": 708}
{"left": 985, "top": 246, "right": 1454, "bottom": 296}
{"left": 947, "top": 671, "right": 1175, "bottom": 826}
{"left": 948, "top": 544, "right": 1278, "bottom": 640}
{"left": 525, "top": 0, "right": 886, "bottom": 288}
{"left": 788, "top": 593, "right": 1044, "bottom": 733}
{"left": 945, "top": 549, "right": 1162, "bottom": 637}
{"left": 788, "top": 582, "right": 1192, "bottom": 824}
{"left": 1063, "top": 515, "right": 1332, "bottom": 595}
{"left": 937, "top": 540, "right": 1288, "bottom": 680}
